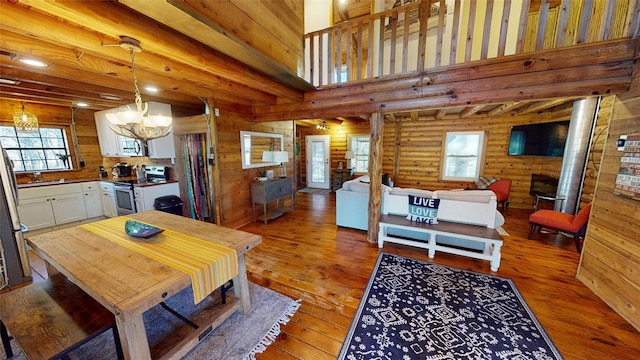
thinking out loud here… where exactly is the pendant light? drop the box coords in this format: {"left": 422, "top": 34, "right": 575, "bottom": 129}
{"left": 13, "top": 102, "right": 39, "bottom": 133}
{"left": 105, "top": 36, "right": 172, "bottom": 142}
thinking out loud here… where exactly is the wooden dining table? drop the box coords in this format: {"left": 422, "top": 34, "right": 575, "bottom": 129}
{"left": 26, "top": 210, "right": 262, "bottom": 360}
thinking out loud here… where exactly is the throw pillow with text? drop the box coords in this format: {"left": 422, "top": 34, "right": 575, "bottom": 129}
{"left": 407, "top": 195, "right": 440, "bottom": 224}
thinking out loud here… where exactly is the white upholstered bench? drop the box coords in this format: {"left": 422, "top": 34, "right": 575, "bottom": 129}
{"left": 378, "top": 214, "right": 504, "bottom": 271}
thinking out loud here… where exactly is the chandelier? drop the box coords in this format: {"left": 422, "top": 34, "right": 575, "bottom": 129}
{"left": 13, "top": 102, "right": 39, "bottom": 133}
{"left": 105, "top": 36, "right": 172, "bottom": 141}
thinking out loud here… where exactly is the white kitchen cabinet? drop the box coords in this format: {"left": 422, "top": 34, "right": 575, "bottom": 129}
{"left": 133, "top": 182, "right": 180, "bottom": 212}
{"left": 94, "top": 108, "right": 121, "bottom": 157}
{"left": 147, "top": 133, "right": 175, "bottom": 159}
{"left": 18, "top": 183, "right": 88, "bottom": 231}
{"left": 82, "top": 182, "right": 103, "bottom": 219}
{"left": 100, "top": 181, "right": 117, "bottom": 218}
{"left": 18, "top": 197, "right": 56, "bottom": 230}
{"left": 50, "top": 193, "right": 87, "bottom": 224}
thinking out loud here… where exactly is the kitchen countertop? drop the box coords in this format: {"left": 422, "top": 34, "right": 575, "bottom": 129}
{"left": 17, "top": 177, "right": 178, "bottom": 189}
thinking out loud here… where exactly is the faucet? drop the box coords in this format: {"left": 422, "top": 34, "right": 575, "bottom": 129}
{"left": 32, "top": 171, "right": 42, "bottom": 182}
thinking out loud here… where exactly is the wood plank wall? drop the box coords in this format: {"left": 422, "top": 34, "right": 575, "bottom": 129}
{"left": 173, "top": 101, "right": 294, "bottom": 229}
{"left": 1, "top": 99, "right": 103, "bottom": 184}
{"left": 577, "top": 63, "right": 640, "bottom": 331}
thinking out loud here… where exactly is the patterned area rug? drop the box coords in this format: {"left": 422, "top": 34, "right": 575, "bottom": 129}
{"left": 2, "top": 282, "right": 300, "bottom": 360}
{"left": 298, "top": 187, "right": 332, "bottom": 195}
{"left": 338, "top": 252, "right": 563, "bottom": 360}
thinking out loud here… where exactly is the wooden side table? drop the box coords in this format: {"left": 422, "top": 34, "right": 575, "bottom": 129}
{"left": 251, "top": 177, "right": 293, "bottom": 223}
{"left": 333, "top": 168, "right": 354, "bottom": 191}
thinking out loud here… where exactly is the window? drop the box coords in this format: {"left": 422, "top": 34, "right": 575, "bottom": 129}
{"left": 441, "top": 131, "right": 486, "bottom": 181}
{"left": 0, "top": 126, "right": 72, "bottom": 172}
{"left": 348, "top": 134, "right": 370, "bottom": 173}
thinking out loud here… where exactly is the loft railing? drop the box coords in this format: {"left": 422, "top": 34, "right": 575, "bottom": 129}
{"left": 303, "top": 0, "right": 640, "bottom": 87}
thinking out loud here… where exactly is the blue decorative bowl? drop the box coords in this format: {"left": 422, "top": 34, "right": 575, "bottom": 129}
{"left": 125, "top": 220, "right": 164, "bottom": 239}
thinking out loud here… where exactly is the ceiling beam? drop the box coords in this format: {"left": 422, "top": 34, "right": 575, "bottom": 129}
{"left": 487, "top": 102, "right": 521, "bottom": 116}
{"left": 0, "top": 30, "right": 268, "bottom": 107}
{"left": 517, "top": 98, "right": 572, "bottom": 114}
{"left": 9, "top": 1, "right": 304, "bottom": 101}
{"left": 459, "top": 105, "right": 485, "bottom": 118}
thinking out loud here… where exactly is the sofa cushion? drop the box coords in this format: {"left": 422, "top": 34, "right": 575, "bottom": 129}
{"left": 435, "top": 189, "right": 495, "bottom": 203}
{"left": 390, "top": 188, "right": 434, "bottom": 198}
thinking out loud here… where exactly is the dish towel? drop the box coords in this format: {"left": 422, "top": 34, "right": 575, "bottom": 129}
{"left": 80, "top": 216, "right": 238, "bottom": 304}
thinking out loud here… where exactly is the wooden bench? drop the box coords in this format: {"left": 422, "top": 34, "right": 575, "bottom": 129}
{"left": 0, "top": 274, "right": 123, "bottom": 360}
{"left": 378, "top": 215, "right": 504, "bottom": 271}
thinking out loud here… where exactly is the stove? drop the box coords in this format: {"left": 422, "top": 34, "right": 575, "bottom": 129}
{"left": 145, "top": 166, "right": 169, "bottom": 183}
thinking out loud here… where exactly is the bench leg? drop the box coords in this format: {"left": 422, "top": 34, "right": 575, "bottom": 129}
{"left": 490, "top": 242, "right": 503, "bottom": 271}
{"left": 378, "top": 225, "right": 385, "bottom": 248}
{"left": 0, "top": 321, "right": 13, "bottom": 358}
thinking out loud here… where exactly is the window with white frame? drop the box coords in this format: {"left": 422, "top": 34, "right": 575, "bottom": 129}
{"left": 0, "top": 125, "right": 72, "bottom": 172}
{"left": 441, "top": 131, "right": 486, "bottom": 181}
{"left": 348, "top": 134, "right": 370, "bottom": 173}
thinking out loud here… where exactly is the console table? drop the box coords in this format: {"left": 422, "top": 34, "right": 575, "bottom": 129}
{"left": 251, "top": 177, "right": 293, "bottom": 223}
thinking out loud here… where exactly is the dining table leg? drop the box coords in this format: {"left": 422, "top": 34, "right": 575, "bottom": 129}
{"left": 116, "top": 313, "right": 152, "bottom": 360}
{"left": 233, "top": 255, "right": 251, "bottom": 313}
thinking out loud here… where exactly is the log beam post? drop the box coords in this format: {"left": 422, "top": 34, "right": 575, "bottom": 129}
{"left": 367, "top": 113, "right": 384, "bottom": 244}
{"left": 205, "top": 98, "right": 223, "bottom": 225}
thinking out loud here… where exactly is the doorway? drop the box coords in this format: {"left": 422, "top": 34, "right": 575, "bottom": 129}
{"left": 306, "top": 135, "right": 330, "bottom": 189}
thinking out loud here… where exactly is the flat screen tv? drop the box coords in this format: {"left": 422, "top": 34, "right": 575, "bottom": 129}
{"left": 508, "top": 120, "right": 570, "bottom": 157}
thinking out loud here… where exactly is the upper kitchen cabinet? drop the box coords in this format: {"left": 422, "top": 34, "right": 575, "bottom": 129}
{"left": 94, "top": 108, "right": 121, "bottom": 157}
{"left": 147, "top": 134, "right": 175, "bottom": 159}
{"left": 94, "top": 102, "right": 174, "bottom": 158}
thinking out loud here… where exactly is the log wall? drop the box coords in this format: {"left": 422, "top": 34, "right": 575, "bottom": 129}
{"left": 577, "top": 64, "right": 640, "bottom": 331}
{"left": 379, "top": 104, "right": 611, "bottom": 209}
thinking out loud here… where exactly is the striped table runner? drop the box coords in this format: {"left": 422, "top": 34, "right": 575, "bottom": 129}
{"left": 80, "top": 217, "right": 238, "bottom": 304}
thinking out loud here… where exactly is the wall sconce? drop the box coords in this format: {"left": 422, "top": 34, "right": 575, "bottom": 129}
{"left": 617, "top": 135, "right": 627, "bottom": 151}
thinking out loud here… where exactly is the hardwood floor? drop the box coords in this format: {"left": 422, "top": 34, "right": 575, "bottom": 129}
{"left": 242, "top": 191, "right": 640, "bottom": 360}
{"left": 22, "top": 191, "right": 639, "bottom": 359}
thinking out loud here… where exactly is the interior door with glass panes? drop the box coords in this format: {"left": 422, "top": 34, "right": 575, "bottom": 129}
{"left": 306, "top": 135, "right": 330, "bottom": 189}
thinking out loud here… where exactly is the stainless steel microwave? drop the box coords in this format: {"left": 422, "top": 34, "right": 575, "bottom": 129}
{"left": 120, "top": 137, "right": 144, "bottom": 156}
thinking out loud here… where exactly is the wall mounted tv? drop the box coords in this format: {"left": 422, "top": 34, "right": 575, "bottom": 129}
{"left": 508, "top": 120, "right": 570, "bottom": 157}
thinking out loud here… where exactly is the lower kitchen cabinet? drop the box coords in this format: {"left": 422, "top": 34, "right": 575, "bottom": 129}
{"left": 133, "top": 182, "right": 180, "bottom": 212}
{"left": 18, "top": 182, "right": 98, "bottom": 231}
{"left": 100, "top": 181, "right": 117, "bottom": 218}
{"left": 83, "top": 182, "right": 103, "bottom": 219}
{"left": 18, "top": 197, "right": 56, "bottom": 230}
{"left": 19, "top": 192, "right": 87, "bottom": 231}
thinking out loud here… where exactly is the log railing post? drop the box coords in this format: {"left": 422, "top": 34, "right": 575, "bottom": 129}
{"left": 367, "top": 113, "right": 384, "bottom": 244}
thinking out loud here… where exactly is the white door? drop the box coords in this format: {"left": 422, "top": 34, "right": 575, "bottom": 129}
{"left": 306, "top": 135, "right": 331, "bottom": 189}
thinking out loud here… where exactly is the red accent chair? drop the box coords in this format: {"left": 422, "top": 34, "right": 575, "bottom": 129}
{"left": 527, "top": 203, "right": 592, "bottom": 252}
{"left": 488, "top": 179, "right": 511, "bottom": 211}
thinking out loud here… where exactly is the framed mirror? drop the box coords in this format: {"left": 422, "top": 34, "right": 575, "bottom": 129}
{"left": 240, "top": 131, "right": 284, "bottom": 169}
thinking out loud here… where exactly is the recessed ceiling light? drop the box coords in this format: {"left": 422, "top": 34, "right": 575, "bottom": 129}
{"left": 76, "top": 102, "right": 89, "bottom": 107}
{"left": 100, "top": 94, "right": 122, "bottom": 101}
{"left": 16, "top": 58, "right": 50, "bottom": 68}
{"left": 0, "top": 78, "right": 20, "bottom": 85}
{"left": 144, "top": 86, "right": 159, "bottom": 92}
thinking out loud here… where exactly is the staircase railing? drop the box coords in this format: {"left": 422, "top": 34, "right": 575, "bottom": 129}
{"left": 303, "top": 0, "right": 639, "bottom": 87}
